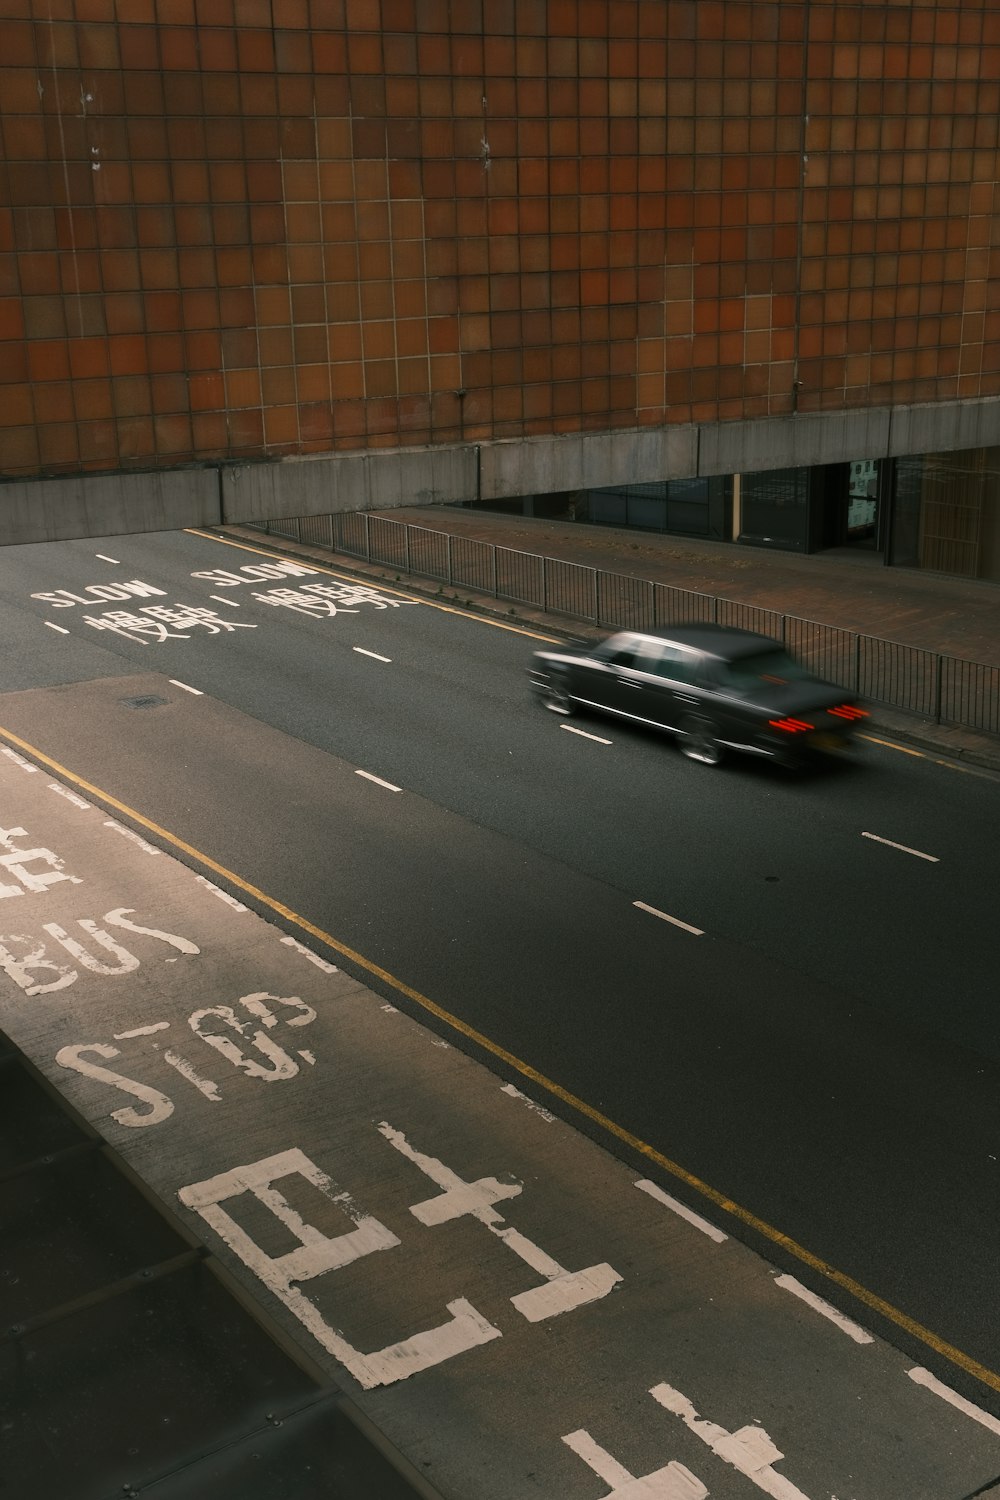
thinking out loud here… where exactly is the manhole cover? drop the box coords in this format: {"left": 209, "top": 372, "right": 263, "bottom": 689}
{"left": 119, "top": 695, "right": 167, "bottom": 710}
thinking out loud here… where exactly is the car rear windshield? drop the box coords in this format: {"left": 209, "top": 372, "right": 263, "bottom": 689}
{"left": 715, "top": 648, "right": 813, "bottom": 691}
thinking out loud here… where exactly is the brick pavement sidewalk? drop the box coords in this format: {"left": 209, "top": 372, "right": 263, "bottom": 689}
{"left": 225, "top": 510, "right": 1000, "bottom": 775}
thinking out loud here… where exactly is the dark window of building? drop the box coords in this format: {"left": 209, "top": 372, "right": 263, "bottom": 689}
{"left": 739, "top": 466, "right": 810, "bottom": 551}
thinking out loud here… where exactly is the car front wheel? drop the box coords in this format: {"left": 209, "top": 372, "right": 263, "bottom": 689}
{"left": 544, "top": 678, "right": 574, "bottom": 715}
{"left": 679, "top": 715, "right": 724, "bottom": 766}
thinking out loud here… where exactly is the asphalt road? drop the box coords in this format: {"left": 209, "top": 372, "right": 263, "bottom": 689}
{"left": 2, "top": 525, "right": 1000, "bottom": 1410}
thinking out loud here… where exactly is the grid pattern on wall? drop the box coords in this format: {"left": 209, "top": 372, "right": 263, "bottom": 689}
{"left": 1, "top": 0, "right": 999, "bottom": 477}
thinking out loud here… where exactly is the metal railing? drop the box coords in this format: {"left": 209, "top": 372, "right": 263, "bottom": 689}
{"left": 251, "top": 512, "right": 1000, "bottom": 736}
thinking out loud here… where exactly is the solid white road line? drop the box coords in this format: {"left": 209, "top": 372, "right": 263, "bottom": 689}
{"left": 169, "top": 679, "right": 203, "bottom": 695}
{"left": 353, "top": 646, "right": 392, "bottom": 662}
{"left": 95, "top": 554, "right": 120, "bottom": 564}
{"left": 356, "top": 769, "right": 402, "bottom": 792}
{"left": 908, "top": 1367, "right": 1000, "bottom": 1437}
{"left": 560, "top": 723, "right": 612, "bottom": 744}
{"left": 636, "top": 1179, "right": 728, "bottom": 1243}
{"left": 633, "top": 900, "right": 704, "bottom": 936}
{"left": 45, "top": 621, "right": 69, "bottom": 634}
{"left": 773, "top": 1274, "right": 873, "bottom": 1344}
{"left": 861, "top": 831, "right": 939, "bottom": 862}
{"left": 210, "top": 594, "right": 242, "bottom": 607}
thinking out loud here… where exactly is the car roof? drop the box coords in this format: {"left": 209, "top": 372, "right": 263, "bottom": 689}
{"left": 616, "top": 623, "right": 782, "bottom": 660}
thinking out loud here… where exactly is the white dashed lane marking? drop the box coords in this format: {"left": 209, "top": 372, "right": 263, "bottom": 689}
{"left": 356, "top": 769, "right": 402, "bottom": 792}
{"left": 560, "top": 724, "right": 612, "bottom": 744}
{"left": 353, "top": 646, "right": 392, "bottom": 662}
{"left": 773, "top": 1274, "right": 873, "bottom": 1344}
{"left": 633, "top": 900, "right": 704, "bottom": 937}
{"left": 169, "top": 680, "right": 203, "bottom": 695}
{"left": 635, "top": 1180, "right": 727, "bottom": 1243}
{"left": 95, "top": 554, "right": 120, "bottom": 564}
{"left": 45, "top": 621, "right": 69, "bottom": 634}
{"left": 908, "top": 1367, "right": 1000, "bottom": 1437}
{"left": 862, "top": 831, "right": 939, "bottom": 862}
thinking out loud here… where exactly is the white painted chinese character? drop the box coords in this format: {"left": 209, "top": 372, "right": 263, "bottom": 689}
{"left": 251, "top": 587, "right": 359, "bottom": 617}
{"left": 139, "top": 604, "right": 256, "bottom": 634}
{"left": 301, "top": 582, "right": 410, "bottom": 610}
{"left": 178, "top": 1147, "right": 501, "bottom": 1388}
{"left": 379, "top": 1122, "right": 622, "bottom": 1321}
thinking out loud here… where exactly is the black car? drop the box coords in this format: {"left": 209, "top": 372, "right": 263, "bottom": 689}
{"left": 528, "top": 623, "right": 869, "bottom": 767}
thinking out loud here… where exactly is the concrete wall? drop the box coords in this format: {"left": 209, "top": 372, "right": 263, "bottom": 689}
{"left": 0, "top": 468, "right": 220, "bottom": 546}
{"left": 2, "top": 393, "right": 998, "bottom": 545}
{"left": 221, "top": 445, "right": 476, "bottom": 524}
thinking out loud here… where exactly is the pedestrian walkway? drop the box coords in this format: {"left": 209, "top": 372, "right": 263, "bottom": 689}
{"left": 226, "top": 506, "right": 1000, "bottom": 774}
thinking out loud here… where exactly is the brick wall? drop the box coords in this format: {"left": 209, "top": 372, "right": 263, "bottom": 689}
{"left": 1, "top": 0, "right": 998, "bottom": 478}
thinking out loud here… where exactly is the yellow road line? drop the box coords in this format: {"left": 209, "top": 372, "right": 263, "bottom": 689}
{"left": 184, "top": 527, "right": 563, "bottom": 643}
{"left": 2, "top": 719, "right": 998, "bottom": 1398}
{"left": 861, "top": 732, "right": 995, "bottom": 778}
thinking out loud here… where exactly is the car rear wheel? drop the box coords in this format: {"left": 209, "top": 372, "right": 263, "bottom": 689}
{"left": 544, "top": 679, "right": 574, "bottom": 715}
{"left": 680, "top": 715, "right": 724, "bottom": 766}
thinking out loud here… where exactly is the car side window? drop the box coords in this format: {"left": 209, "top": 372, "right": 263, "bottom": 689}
{"left": 629, "top": 637, "right": 665, "bottom": 672}
{"left": 604, "top": 644, "right": 640, "bottom": 668}
{"left": 593, "top": 633, "right": 639, "bottom": 668}
{"left": 655, "top": 646, "right": 698, "bottom": 684}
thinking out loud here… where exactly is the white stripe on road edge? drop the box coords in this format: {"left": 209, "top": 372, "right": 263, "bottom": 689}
{"left": 45, "top": 621, "right": 69, "bottom": 634}
{"left": 501, "top": 1083, "right": 556, "bottom": 1122}
{"left": 353, "top": 646, "right": 392, "bottom": 662}
{"left": 103, "top": 818, "right": 161, "bottom": 855}
{"left": 773, "top": 1274, "right": 873, "bottom": 1343}
{"left": 635, "top": 1179, "right": 727, "bottom": 1243}
{"left": 195, "top": 875, "right": 248, "bottom": 912}
{"left": 908, "top": 1367, "right": 1000, "bottom": 1437}
{"left": 356, "top": 769, "right": 402, "bottom": 792}
{"left": 210, "top": 594, "right": 242, "bottom": 607}
{"left": 560, "top": 723, "right": 612, "bottom": 744}
{"left": 169, "top": 679, "right": 203, "bottom": 695}
{"left": 95, "top": 554, "right": 119, "bottom": 564}
{"left": 280, "top": 934, "right": 339, "bottom": 973}
{"left": 48, "top": 782, "right": 91, "bottom": 810}
{"left": 861, "top": 831, "right": 938, "bottom": 862}
{"left": 633, "top": 900, "right": 704, "bottom": 937}
{"left": 0, "top": 746, "right": 39, "bottom": 772}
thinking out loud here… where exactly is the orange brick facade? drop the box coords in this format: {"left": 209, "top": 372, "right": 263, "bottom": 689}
{"left": 1, "top": 0, "right": 999, "bottom": 478}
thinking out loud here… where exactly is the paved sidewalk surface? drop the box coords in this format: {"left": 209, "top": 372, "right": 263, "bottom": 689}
{"left": 227, "top": 506, "right": 1000, "bottom": 775}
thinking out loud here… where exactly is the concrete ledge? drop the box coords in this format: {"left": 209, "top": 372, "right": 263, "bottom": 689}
{"left": 0, "top": 468, "right": 220, "bottom": 545}
{"left": 886, "top": 395, "right": 1000, "bottom": 456}
{"left": 221, "top": 446, "right": 477, "bottom": 523}
{"left": 698, "top": 407, "right": 893, "bottom": 476}
{"left": 479, "top": 425, "right": 699, "bottom": 498}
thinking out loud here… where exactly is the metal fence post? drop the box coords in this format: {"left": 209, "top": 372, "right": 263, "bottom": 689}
{"left": 447, "top": 533, "right": 453, "bottom": 586}
{"left": 364, "top": 512, "right": 371, "bottom": 561}
{"left": 590, "top": 567, "right": 598, "bottom": 622}
{"left": 543, "top": 556, "right": 548, "bottom": 613}
{"left": 491, "top": 543, "right": 497, "bottom": 597}
{"left": 404, "top": 524, "right": 411, "bottom": 576}
{"left": 853, "top": 634, "right": 860, "bottom": 694}
{"left": 934, "top": 653, "right": 943, "bottom": 724}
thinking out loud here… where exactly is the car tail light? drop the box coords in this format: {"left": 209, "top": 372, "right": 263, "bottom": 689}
{"left": 827, "top": 704, "right": 870, "bottom": 720}
{"left": 768, "top": 716, "right": 815, "bottom": 733}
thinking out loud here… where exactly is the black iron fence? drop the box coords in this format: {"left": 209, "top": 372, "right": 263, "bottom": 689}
{"left": 252, "top": 512, "right": 1000, "bottom": 736}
